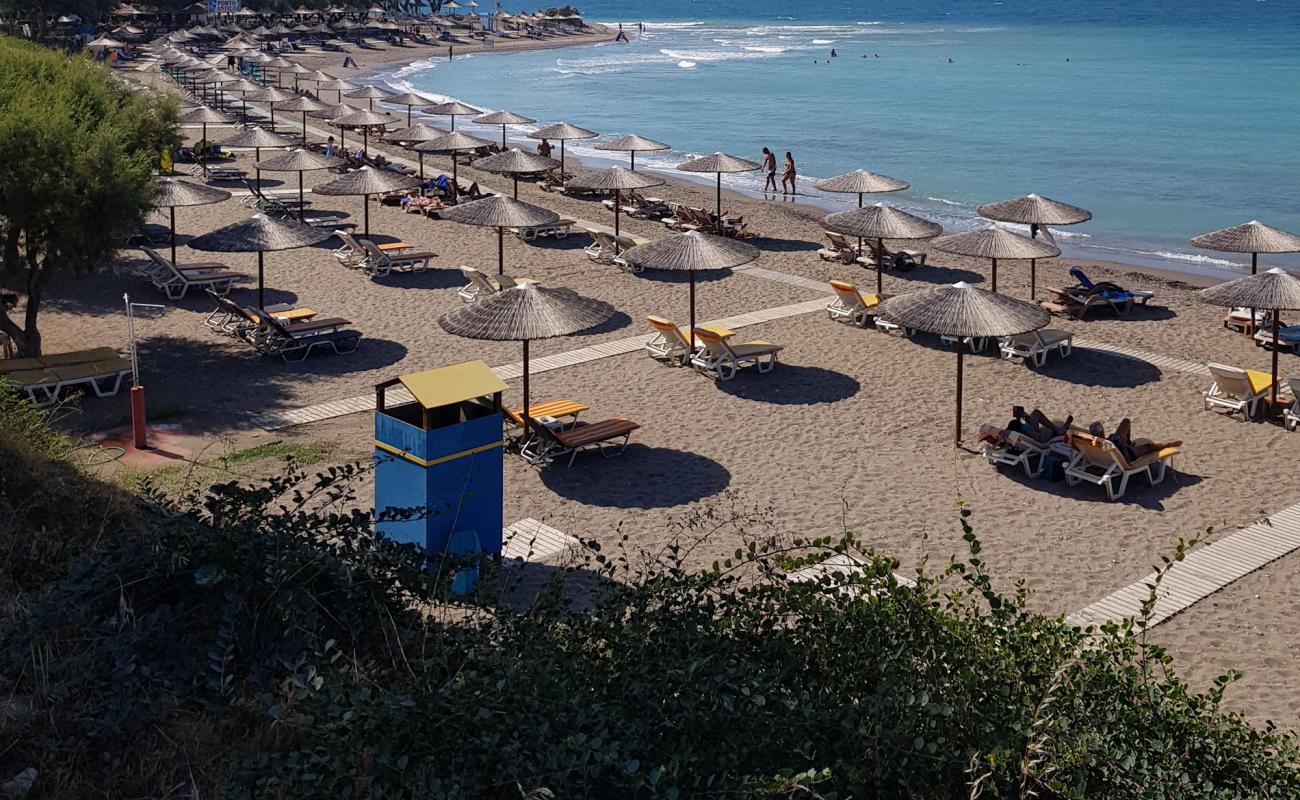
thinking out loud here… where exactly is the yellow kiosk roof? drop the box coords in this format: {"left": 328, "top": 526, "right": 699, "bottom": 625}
{"left": 398, "top": 360, "right": 507, "bottom": 410}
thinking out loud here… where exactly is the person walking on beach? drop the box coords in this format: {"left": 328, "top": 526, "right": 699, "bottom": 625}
{"left": 761, "top": 147, "right": 777, "bottom": 192}
{"left": 781, "top": 151, "right": 797, "bottom": 195}
{"left": 537, "top": 138, "right": 552, "bottom": 158}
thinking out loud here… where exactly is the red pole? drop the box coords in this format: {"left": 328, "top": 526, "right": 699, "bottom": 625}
{"left": 131, "top": 386, "right": 148, "bottom": 449}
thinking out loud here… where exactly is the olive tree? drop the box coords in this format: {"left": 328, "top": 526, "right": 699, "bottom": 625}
{"left": 0, "top": 38, "right": 173, "bottom": 357}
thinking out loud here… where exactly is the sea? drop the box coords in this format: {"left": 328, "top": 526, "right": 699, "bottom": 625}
{"left": 370, "top": 0, "right": 1300, "bottom": 279}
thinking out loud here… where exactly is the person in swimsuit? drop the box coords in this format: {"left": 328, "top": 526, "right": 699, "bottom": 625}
{"left": 761, "top": 147, "right": 777, "bottom": 192}
{"left": 781, "top": 151, "right": 796, "bottom": 195}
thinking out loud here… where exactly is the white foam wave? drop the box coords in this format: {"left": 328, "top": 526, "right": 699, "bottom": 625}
{"left": 1085, "top": 246, "right": 1241, "bottom": 268}
{"left": 743, "top": 45, "right": 787, "bottom": 53}
{"left": 390, "top": 56, "right": 440, "bottom": 80}
{"left": 926, "top": 196, "right": 966, "bottom": 207}
{"left": 811, "top": 39, "right": 835, "bottom": 45}
{"left": 678, "top": 60, "right": 697, "bottom": 69}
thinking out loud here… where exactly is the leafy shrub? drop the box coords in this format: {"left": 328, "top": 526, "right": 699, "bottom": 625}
{"left": 1, "top": 407, "right": 1297, "bottom": 798}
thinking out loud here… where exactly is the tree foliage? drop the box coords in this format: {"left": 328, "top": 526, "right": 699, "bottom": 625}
{"left": 0, "top": 402, "right": 1297, "bottom": 798}
{"left": 0, "top": 38, "right": 173, "bottom": 356}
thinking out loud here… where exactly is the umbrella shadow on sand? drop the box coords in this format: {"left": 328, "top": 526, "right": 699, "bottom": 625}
{"left": 890, "top": 263, "right": 986, "bottom": 286}
{"left": 715, "top": 364, "right": 860, "bottom": 405}
{"left": 635, "top": 268, "right": 733, "bottom": 286}
{"left": 1000, "top": 464, "right": 1203, "bottom": 511}
{"left": 745, "top": 236, "right": 821, "bottom": 253}
{"left": 539, "top": 445, "right": 731, "bottom": 509}
{"left": 370, "top": 267, "right": 465, "bottom": 290}
{"left": 568, "top": 310, "right": 633, "bottom": 336}
{"left": 1030, "top": 347, "right": 1165, "bottom": 388}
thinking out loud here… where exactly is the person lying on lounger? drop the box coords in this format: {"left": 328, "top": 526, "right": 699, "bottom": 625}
{"left": 1006, "top": 406, "right": 1073, "bottom": 444}
{"left": 458, "top": 181, "right": 485, "bottom": 200}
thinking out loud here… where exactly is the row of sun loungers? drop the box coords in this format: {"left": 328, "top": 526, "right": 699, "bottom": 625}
{"left": 584, "top": 232, "right": 639, "bottom": 266}
{"left": 332, "top": 232, "right": 434, "bottom": 276}
{"left": 138, "top": 246, "right": 247, "bottom": 300}
{"left": 982, "top": 425, "right": 1181, "bottom": 501}
{"left": 664, "top": 205, "right": 747, "bottom": 238}
{"left": 817, "top": 231, "right": 926, "bottom": 269}
{"left": 824, "top": 279, "right": 1075, "bottom": 366}
{"left": 497, "top": 398, "right": 640, "bottom": 466}
{"left": 643, "top": 316, "right": 782, "bottom": 380}
{"left": 204, "top": 291, "right": 361, "bottom": 362}
{"left": 0, "top": 347, "right": 132, "bottom": 406}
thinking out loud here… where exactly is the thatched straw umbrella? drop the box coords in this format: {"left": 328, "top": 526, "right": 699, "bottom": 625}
{"left": 219, "top": 77, "right": 262, "bottom": 120}
{"left": 244, "top": 85, "right": 296, "bottom": 127}
{"left": 470, "top": 148, "right": 562, "bottom": 199}
{"left": 329, "top": 107, "right": 394, "bottom": 156}
{"left": 620, "top": 231, "right": 759, "bottom": 349}
{"left": 345, "top": 84, "right": 395, "bottom": 111}
{"left": 254, "top": 148, "right": 348, "bottom": 221}
{"left": 439, "top": 283, "right": 615, "bottom": 429}
{"left": 930, "top": 226, "right": 1060, "bottom": 294}
{"left": 178, "top": 106, "right": 234, "bottom": 155}
{"left": 424, "top": 100, "right": 480, "bottom": 130}
{"left": 824, "top": 204, "right": 942, "bottom": 295}
{"left": 188, "top": 213, "right": 331, "bottom": 308}
{"left": 813, "top": 169, "right": 909, "bottom": 207}
{"left": 878, "top": 283, "right": 1050, "bottom": 443}
{"left": 1197, "top": 267, "right": 1300, "bottom": 407}
{"left": 219, "top": 127, "right": 296, "bottom": 192}
{"left": 677, "top": 152, "right": 762, "bottom": 223}
{"left": 382, "top": 121, "right": 446, "bottom": 179}
{"left": 473, "top": 110, "right": 536, "bottom": 148}
{"left": 564, "top": 167, "right": 664, "bottom": 241}
{"left": 595, "top": 133, "right": 670, "bottom": 171}
{"left": 312, "top": 165, "right": 420, "bottom": 237}
{"left": 978, "top": 194, "right": 1091, "bottom": 299}
{"left": 415, "top": 130, "right": 493, "bottom": 195}
{"left": 317, "top": 77, "right": 358, "bottom": 103}
{"left": 154, "top": 177, "right": 231, "bottom": 265}
{"left": 440, "top": 196, "right": 559, "bottom": 275}
{"left": 274, "top": 94, "right": 333, "bottom": 144}
{"left": 1191, "top": 221, "right": 1300, "bottom": 276}
{"left": 381, "top": 91, "right": 431, "bottom": 126}
{"left": 526, "top": 121, "right": 598, "bottom": 177}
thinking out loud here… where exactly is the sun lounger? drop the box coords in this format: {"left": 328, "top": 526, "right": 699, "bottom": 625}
{"left": 510, "top": 219, "right": 574, "bottom": 241}
{"left": 644, "top": 316, "right": 695, "bottom": 364}
{"left": 357, "top": 239, "right": 434, "bottom": 276}
{"left": 1253, "top": 325, "right": 1300, "bottom": 353}
{"left": 204, "top": 291, "right": 317, "bottom": 336}
{"left": 458, "top": 267, "right": 516, "bottom": 302}
{"left": 998, "top": 329, "right": 1074, "bottom": 367}
{"left": 585, "top": 231, "right": 637, "bottom": 264}
{"left": 1070, "top": 267, "right": 1154, "bottom": 306}
{"left": 1283, "top": 377, "right": 1299, "bottom": 432}
{"left": 139, "top": 246, "right": 247, "bottom": 300}
{"left": 0, "top": 348, "right": 131, "bottom": 405}
{"left": 521, "top": 415, "right": 641, "bottom": 466}
{"left": 1063, "top": 432, "right": 1180, "bottom": 501}
{"left": 689, "top": 327, "right": 782, "bottom": 380}
{"left": 504, "top": 399, "right": 588, "bottom": 429}
{"left": 1202, "top": 362, "right": 1273, "bottom": 420}
{"left": 825, "top": 281, "right": 885, "bottom": 327}
{"left": 818, "top": 231, "right": 858, "bottom": 263}
{"left": 1226, "top": 307, "right": 1277, "bottom": 335}
{"left": 979, "top": 428, "right": 1054, "bottom": 478}
{"left": 257, "top": 311, "right": 361, "bottom": 362}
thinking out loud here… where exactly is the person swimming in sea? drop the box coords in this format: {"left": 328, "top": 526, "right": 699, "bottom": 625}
{"left": 830, "top": 48, "right": 837, "bottom": 58}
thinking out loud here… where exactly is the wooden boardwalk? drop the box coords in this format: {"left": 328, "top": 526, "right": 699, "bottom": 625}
{"left": 1067, "top": 500, "right": 1300, "bottom": 628}
{"left": 502, "top": 518, "right": 580, "bottom": 563}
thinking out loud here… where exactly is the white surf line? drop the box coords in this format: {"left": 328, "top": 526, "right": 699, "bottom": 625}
{"left": 1067, "top": 500, "right": 1300, "bottom": 628}
{"left": 248, "top": 296, "right": 830, "bottom": 430}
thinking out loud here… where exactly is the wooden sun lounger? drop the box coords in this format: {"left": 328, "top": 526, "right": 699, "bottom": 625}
{"left": 139, "top": 246, "right": 246, "bottom": 300}
{"left": 0, "top": 348, "right": 131, "bottom": 405}
{"left": 521, "top": 415, "right": 641, "bottom": 466}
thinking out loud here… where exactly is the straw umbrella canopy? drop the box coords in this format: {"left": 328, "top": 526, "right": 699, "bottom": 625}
{"left": 473, "top": 110, "right": 537, "bottom": 148}
{"left": 154, "top": 177, "right": 231, "bottom": 265}
{"left": 383, "top": 121, "right": 447, "bottom": 178}
{"left": 526, "top": 122, "right": 598, "bottom": 176}
{"left": 424, "top": 100, "right": 480, "bottom": 130}
{"left": 471, "top": 148, "right": 562, "bottom": 199}
{"left": 1197, "top": 267, "right": 1300, "bottom": 407}
{"left": 594, "top": 133, "right": 669, "bottom": 170}
{"left": 824, "top": 204, "right": 942, "bottom": 294}
{"left": 87, "top": 35, "right": 125, "bottom": 49}
{"left": 317, "top": 77, "right": 358, "bottom": 102}
{"left": 878, "top": 282, "right": 1050, "bottom": 443}
{"left": 414, "top": 130, "right": 493, "bottom": 191}
{"left": 345, "top": 84, "right": 395, "bottom": 110}
{"left": 254, "top": 148, "right": 348, "bottom": 221}
{"left": 178, "top": 106, "right": 234, "bottom": 154}
{"left": 978, "top": 194, "right": 1092, "bottom": 299}
{"left": 438, "top": 283, "right": 616, "bottom": 429}
{"left": 245, "top": 85, "right": 297, "bottom": 127}
{"left": 564, "top": 167, "right": 664, "bottom": 240}
{"left": 677, "top": 152, "right": 762, "bottom": 223}
{"left": 930, "top": 226, "right": 1060, "bottom": 294}
{"left": 383, "top": 90, "right": 431, "bottom": 125}
{"left": 620, "top": 230, "right": 759, "bottom": 349}
{"left": 220, "top": 77, "right": 262, "bottom": 119}
{"left": 330, "top": 107, "right": 394, "bottom": 155}
{"left": 814, "top": 168, "right": 911, "bottom": 269}
{"left": 274, "top": 94, "right": 333, "bottom": 143}
{"left": 439, "top": 195, "right": 559, "bottom": 274}
{"left": 313, "top": 165, "right": 420, "bottom": 237}
{"left": 219, "top": 127, "right": 296, "bottom": 191}
{"left": 187, "top": 213, "right": 332, "bottom": 308}
{"left": 1190, "top": 221, "right": 1300, "bottom": 276}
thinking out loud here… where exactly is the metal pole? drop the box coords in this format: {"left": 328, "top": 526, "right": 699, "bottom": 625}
{"left": 954, "top": 339, "right": 965, "bottom": 444}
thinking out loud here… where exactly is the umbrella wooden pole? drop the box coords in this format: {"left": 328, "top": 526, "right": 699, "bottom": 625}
{"left": 257, "top": 251, "right": 265, "bottom": 309}
{"left": 298, "top": 172, "right": 305, "bottom": 222}
{"left": 301, "top": 111, "right": 308, "bottom": 145}
{"left": 254, "top": 146, "right": 261, "bottom": 194}
{"left": 500, "top": 124, "right": 507, "bottom": 148}
{"left": 521, "top": 339, "right": 531, "bottom": 430}
{"left": 991, "top": 258, "right": 998, "bottom": 293}
{"left": 408, "top": 106, "right": 413, "bottom": 126}
{"left": 1272, "top": 308, "right": 1280, "bottom": 406}
{"left": 452, "top": 157, "right": 459, "bottom": 200}
{"left": 876, "top": 237, "right": 884, "bottom": 295}
{"left": 497, "top": 227, "right": 504, "bottom": 274}
{"left": 418, "top": 152, "right": 424, "bottom": 181}
{"left": 363, "top": 193, "right": 370, "bottom": 238}
{"left": 1251, "top": 252, "right": 1258, "bottom": 333}
{"left": 954, "top": 339, "right": 965, "bottom": 444}
{"left": 614, "top": 192, "right": 621, "bottom": 242}
{"left": 512, "top": 175, "right": 518, "bottom": 200}
{"left": 630, "top": 151, "right": 636, "bottom": 171}
{"left": 450, "top": 115, "right": 456, "bottom": 131}
{"left": 560, "top": 140, "right": 567, "bottom": 178}
{"left": 715, "top": 173, "right": 722, "bottom": 225}
{"left": 689, "top": 271, "right": 697, "bottom": 352}
{"left": 1029, "top": 223, "right": 1038, "bottom": 300}
{"left": 363, "top": 127, "right": 369, "bottom": 158}
{"left": 169, "top": 207, "right": 178, "bottom": 264}
{"left": 857, "top": 192, "right": 864, "bottom": 261}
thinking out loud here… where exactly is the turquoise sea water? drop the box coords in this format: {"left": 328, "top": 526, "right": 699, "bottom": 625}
{"left": 373, "top": 1, "right": 1300, "bottom": 277}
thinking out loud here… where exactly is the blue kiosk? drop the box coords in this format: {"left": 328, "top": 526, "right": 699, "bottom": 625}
{"left": 373, "top": 361, "right": 507, "bottom": 561}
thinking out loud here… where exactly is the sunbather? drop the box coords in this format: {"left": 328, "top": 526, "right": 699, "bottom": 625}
{"left": 987, "top": 406, "right": 1072, "bottom": 444}
{"left": 459, "top": 181, "right": 485, "bottom": 200}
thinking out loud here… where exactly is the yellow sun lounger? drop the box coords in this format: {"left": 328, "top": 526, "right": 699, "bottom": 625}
{"left": 826, "top": 281, "right": 885, "bottom": 328}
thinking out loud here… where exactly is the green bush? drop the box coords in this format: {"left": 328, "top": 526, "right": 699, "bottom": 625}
{"left": 1, "top": 407, "right": 1297, "bottom": 798}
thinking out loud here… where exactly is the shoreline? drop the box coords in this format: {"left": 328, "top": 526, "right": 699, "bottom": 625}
{"left": 348, "top": 28, "right": 1271, "bottom": 285}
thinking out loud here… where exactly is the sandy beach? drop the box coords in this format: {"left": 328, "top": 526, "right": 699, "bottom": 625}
{"left": 21, "top": 34, "right": 1300, "bottom": 731}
